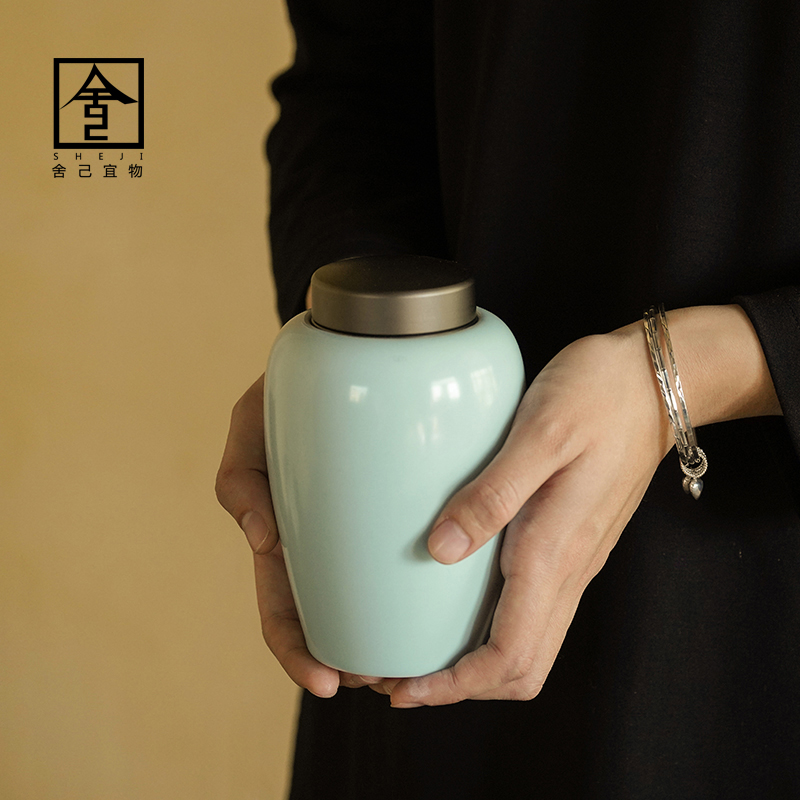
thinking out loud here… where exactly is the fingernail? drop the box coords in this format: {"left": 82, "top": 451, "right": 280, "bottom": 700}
{"left": 428, "top": 519, "right": 471, "bottom": 564}
{"left": 241, "top": 511, "right": 271, "bottom": 553}
{"left": 310, "top": 686, "right": 338, "bottom": 699}
{"left": 389, "top": 680, "right": 426, "bottom": 708}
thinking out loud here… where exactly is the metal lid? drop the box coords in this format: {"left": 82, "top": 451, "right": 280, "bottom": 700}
{"left": 310, "top": 255, "right": 476, "bottom": 336}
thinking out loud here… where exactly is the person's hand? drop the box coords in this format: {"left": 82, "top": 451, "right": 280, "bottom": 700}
{"left": 215, "top": 375, "right": 381, "bottom": 696}
{"left": 375, "top": 304, "right": 779, "bottom": 707}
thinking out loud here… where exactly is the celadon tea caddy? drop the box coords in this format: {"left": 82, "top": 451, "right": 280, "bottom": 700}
{"left": 264, "top": 255, "right": 525, "bottom": 677}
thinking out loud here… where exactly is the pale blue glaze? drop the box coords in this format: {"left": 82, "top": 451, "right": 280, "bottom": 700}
{"left": 264, "top": 309, "right": 525, "bottom": 677}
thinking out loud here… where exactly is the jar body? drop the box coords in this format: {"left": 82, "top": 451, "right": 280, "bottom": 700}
{"left": 264, "top": 309, "right": 525, "bottom": 677}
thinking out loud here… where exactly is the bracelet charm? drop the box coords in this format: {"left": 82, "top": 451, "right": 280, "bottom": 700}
{"left": 680, "top": 449, "right": 707, "bottom": 500}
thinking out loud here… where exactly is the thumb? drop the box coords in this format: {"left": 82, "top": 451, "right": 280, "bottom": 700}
{"left": 427, "top": 416, "right": 556, "bottom": 564}
{"left": 216, "top": 375, "right": 280, "bottom": 555}
{"left": 428, "top": 468, "right": 524, "bottom": 565}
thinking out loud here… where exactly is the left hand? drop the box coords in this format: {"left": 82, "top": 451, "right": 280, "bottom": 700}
{"left": 375, "top": 305, "right": 779, "bottom": 707}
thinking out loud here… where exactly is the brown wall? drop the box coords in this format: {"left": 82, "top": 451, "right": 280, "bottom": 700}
{"left": 0, "top": 2, "right": 299, "bottom": 797}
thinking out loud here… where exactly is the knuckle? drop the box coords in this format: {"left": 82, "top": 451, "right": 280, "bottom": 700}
{"left": 486, "top": 642, "right": 549, "bottom": 701}
{"left": 535, "top": 412, "right": 574, "bottom": 462}
{"left": 260, "top": 620, "right": 275, "bottom": 653}
{"left": 470, "top": 476, "right": 519, "bottom": 531}
{"left": 442, "top": 666, "right": 470, "bottom": 703}
{"left": 214, "top": 466, "right": 240, "bottom": 514}
{"left": 503, "top": 652, "right": 535, "bottom": 685}
{"left": 214, "top": 468, "right": 232, "bottom": 508}
{"left": 488, "top": 640, "right": 534, "bottom": 686}
{"left": 260, "top": 612, "right": 288, "bottom": 652}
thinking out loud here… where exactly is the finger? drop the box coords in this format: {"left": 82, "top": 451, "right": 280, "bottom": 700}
{"left": 219, "top": 376, "right": 341, "bottom": 697}
{"left": 428, "top": 406, "right": 581, "bottom": 564}
{"left": 215, "top": 375, "right": 279, "bottom": 555}
{"left": 468, "top": 590, "right": 583, "bottom": 701}
{"left": 396, "top": 455, "right": 636, "bottom": 705}
{"left": 255, "top": 546, "right": 340, "bottom": 698}
{"left": 389, "top": 564, "right": 556, "bottom": 706}
{"left": 339, "top": 672, "right": 383, "bottom": 689}
{"left": 388, "top": 569, "right": 574, "bottom": 706}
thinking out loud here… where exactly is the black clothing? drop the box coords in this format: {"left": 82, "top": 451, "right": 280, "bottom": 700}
{"left": 267, "top": 1, "right": 800, "bottom": 797}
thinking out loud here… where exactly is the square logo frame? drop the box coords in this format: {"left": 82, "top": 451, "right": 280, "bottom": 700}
{"left": 54, "top": 58, "right": 144, "bottom": 149}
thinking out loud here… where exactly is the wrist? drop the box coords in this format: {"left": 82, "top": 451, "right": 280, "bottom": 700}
{"left": 607, "top": 303, "right": 780, "bottom": 464}
{"left": 660, "top": 304, "right": 781, "bottom": 428}
{"left": 606, "top": 321, "right": 675, "bottom": 458}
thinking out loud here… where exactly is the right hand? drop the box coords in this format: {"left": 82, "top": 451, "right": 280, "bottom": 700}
{"left": 216, "top": 375, "right": 381, "bottom": 696}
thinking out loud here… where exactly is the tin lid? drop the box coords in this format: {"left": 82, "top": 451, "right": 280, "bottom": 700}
{"left": 310, "top": 255, "right": 476, "bottom": 336}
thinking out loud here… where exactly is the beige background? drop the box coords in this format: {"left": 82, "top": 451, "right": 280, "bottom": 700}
{"left": 1, "top": 2, "right": 300, "bottom": 798}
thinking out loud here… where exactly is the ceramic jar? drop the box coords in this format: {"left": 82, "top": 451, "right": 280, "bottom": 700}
{"left": 264, "top": 256, "right": 525, "bottom": 677}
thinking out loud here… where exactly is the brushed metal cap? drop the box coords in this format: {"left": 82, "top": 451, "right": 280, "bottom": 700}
{"left": 310, "top": 255, "right": 476, "bottom": 336}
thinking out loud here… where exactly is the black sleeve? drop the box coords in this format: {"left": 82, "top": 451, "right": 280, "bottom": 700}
{"left": 736, "top": 286, "right": 800, "bottom": 457}
{"left": 267, "top": 0, "right": 446, "bottom": 324}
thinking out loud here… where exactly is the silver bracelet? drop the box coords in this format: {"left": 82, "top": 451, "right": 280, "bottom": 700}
{"left": 643, "top": 305, "right": 708, "bottom": 499}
